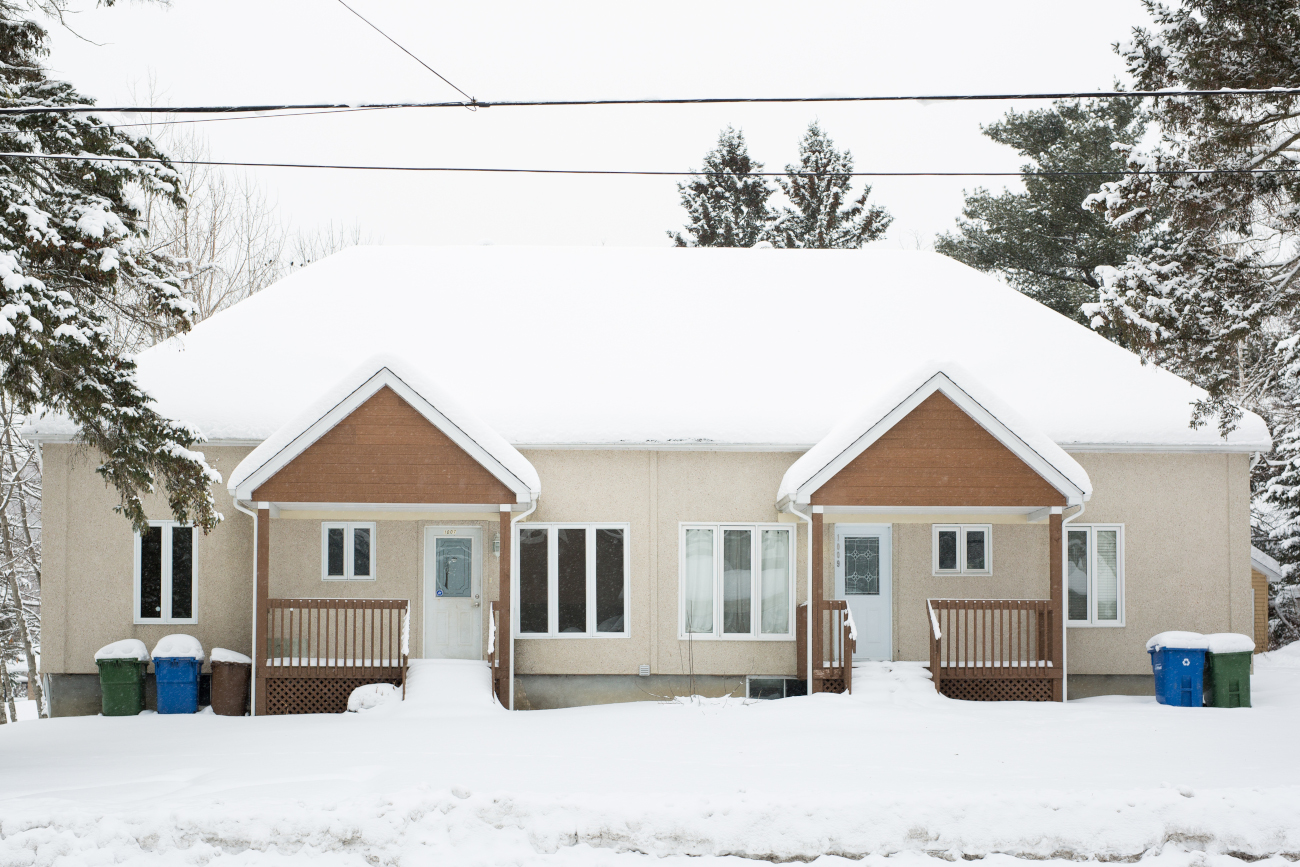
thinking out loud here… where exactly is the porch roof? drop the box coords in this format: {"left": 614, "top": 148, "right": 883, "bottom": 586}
{"left": 777, "top": 362, "right": 1092, "bottom": 508}
{"left": 228, "top": 355, "right": 540, "bottom": 505}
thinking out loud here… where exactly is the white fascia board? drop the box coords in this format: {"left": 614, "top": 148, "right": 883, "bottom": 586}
{"left": 1063, "top": 442, "right": 1269, "bottom": 454}
{"left": 230, "top": 366, "right": 534, "bottom": 504}
{"left": 1252, "top": 546, "right": 1285, "bottom": 583}
{"left": 793, "top": 371, "right": 1089, "bottom": 507}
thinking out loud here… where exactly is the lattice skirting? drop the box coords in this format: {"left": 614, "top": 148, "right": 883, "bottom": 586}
{"left": 939, "top": 678, "right": 1054, "bottom": 702}
{"left": 816, "top": 678, "right": 848, "bottom": 694}
{"left": 265, "top": 676, "right": 402, "bottom": 715}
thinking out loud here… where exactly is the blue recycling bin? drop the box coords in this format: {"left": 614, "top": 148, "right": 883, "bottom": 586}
{"left": 154, "top": 657, "right": 201, "bottom": 714}
{"left": 1148, "top": 646, "right": 1206, "bottom": 707}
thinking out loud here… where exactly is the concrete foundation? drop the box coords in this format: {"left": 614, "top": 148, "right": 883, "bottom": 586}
{"left": 514, "top": 674, "right": 748, "bottom": 710}
{"left": 1067, "top": 673, "right": 1155, "bottom": 699}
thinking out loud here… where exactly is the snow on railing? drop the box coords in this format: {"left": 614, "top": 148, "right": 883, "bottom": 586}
{"left": 927, "top": 599, "right": 942, "bottom": 641}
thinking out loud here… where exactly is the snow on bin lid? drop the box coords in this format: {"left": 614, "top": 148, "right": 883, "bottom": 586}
{"left": 1204, "top": 633, "right": 1256, "bottom": 654}
{"left": 94, "top": 639, "right": 150, "bottom": 662}
{"left": 1145, "top": 631, "right": 1210, "bottom": 650}
{"left": 210, "top": 648, "right": 252, "bottom": 665}
{"left": 152, "top": 634, "right": 205, "bottom": 661}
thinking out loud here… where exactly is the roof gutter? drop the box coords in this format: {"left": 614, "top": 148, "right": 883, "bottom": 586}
{"left": 783, "top": 501, "right": 815, "bottom": 698}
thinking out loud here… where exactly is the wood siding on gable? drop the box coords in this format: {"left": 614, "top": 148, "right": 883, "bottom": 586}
{"left": 252, "top": 386, "right": 515, "bottom": 504}
{"left": 810, "top": 392, "right": 1067, "bottom": 507}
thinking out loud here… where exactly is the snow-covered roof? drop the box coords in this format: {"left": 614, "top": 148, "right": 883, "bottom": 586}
{"left": 778, "top": 363, "right": 1092, "bottom": 507}
{"left": 1252, "top": 546, "right": 1284, "bottom": 583}
{"left": 227, "top": 356, "right": 540, "bottom": 504}
{"left": 23, "top": 246, "right": 1273, "bottom": 451}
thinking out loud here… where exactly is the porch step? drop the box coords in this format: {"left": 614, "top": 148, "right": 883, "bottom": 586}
{"left": 848, "top": 660, "right": 936, "bottom": 700}
{"left": 401, "top": 659, "right": 499, "bottom": 712}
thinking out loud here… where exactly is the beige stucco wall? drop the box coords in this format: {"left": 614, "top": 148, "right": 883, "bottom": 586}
{"left": 41, "top": 443, "right": 1251, "bottom": 683}
{"left": 514, "top": 450, "right": 805, "bottom": 678}
{"left": 41, "top": 443, "right": 256, "bottom": 675}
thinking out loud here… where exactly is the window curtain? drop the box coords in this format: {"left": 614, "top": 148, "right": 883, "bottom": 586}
{"left": 722, "top": 529, "right": 752, "bottom": 634}
{"left": 1066, "top": 529, "right": 1090, "bottom": 621}
{"left": 1095, "top": 530, "right": 1119, "bottom": 621}
{"left": 760, "top": 529, "right": 790, "bottom": 634}
{"left": 683, "top": 528, "right": 714, "bottom": 634}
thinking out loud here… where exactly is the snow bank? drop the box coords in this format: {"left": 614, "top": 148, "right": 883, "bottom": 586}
{"left": 210, "top": 647, "right": 251, "bottom": 665}
{"left": 93, "top": 639, "right": 149, "bottom": 662}
{"left": 1257, "top": 641, "right": 1300, "bottom": 669}
{"left": 151, "top": 634, "right": 204, "bottom": 661}
{"left": 3, "top": 785, "right": 1300, "bottom": 865}
{"left": 347, "top": 683, "right": 400, "bottom": 712}
{"left": 1146, "top": 631, "right": 1210, "bottom": 650}
{"left": 1204, "top": 633, "right": 1255, "bottom": 654}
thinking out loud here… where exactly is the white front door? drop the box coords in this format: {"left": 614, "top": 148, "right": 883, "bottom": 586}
{"left": 423, "top": 526, "right": 483, "bottom": 659}
{"left": 835, "top": 524, "right": 892, "bottom": 661}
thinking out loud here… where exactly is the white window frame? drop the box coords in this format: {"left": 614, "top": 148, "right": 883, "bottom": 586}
{"left": 133, "top": 521, "right": 198, "bottom": 625}
{"left": 320, "top": 522, "right": 377, "bottom": 581}
{"left": 932, "top": 524, "right": 993, "bottom": 576}
{"left": 512, "top": 522, "right": 631, "bottom": 639}
{"left": 1066, "top": 523, "right": 1125, "bottom": 628}
{"left": 677, "top": 522, "right": 796, "bottom": 641}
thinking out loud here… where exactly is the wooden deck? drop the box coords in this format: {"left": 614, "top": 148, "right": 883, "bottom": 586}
{"left": 261, "top": 598, "right": 409, "bottom": 714}
{"left": 927, "top": 598, "right": 1061, "bottom": 701}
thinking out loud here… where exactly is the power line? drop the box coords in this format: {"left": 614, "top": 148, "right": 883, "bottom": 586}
{"left": 3, "top": 150, "right": 1298, "bottom": 177}
{"left": 109, "top": 106, "right": 392, "bottom": 130}
{"left": 5, "top": 87, "right": 1300, "bottom": 116}
{"left": 331, "top": 0, "right": 475, "bottom": 104}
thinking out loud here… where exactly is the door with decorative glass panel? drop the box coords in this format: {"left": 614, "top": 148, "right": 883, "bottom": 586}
{"left": 423, "top": 527, "right": 482, "bottom": 659}
{"left": 834, "top": 524, "right": 892, "bottom": 660}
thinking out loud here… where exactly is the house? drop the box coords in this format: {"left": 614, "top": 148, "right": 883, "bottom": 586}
{"left": 28, "top": 246, "right": 1271, "bottom": 715}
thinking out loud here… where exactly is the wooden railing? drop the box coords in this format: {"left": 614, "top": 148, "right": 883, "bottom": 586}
{"left": 264, "top": 598, "right": 409, "bottom": 679}
{"left": 796, "top": 600, "right": 856, "bottom": 693}
{"left": 927, "top": 598, "right": 1059, "bottom": 695}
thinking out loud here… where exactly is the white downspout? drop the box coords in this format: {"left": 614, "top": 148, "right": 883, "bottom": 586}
{"left": 785, "top": 501, "right": 815, "bottom": 698}
{"left": 1060, "top": 502, "right": 1086, "bottom": 702}
{"left": 232, "top": 498, "right": 259, "bottom": 715}
{"left": 508, "top": 498, "right": 538, "bottom": 711}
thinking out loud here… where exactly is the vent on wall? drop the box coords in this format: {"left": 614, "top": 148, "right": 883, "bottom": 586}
{"left": 639, "top": 665, "right": 650, "bottom": 677}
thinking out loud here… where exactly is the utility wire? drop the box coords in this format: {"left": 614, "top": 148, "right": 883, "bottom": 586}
{"left": 4, "top": 150, "right": 1300, "bottom": 177}
{"left": 331, "top": 0, "right": 476, "bottom": 104}
{"left": 109, "top": 106, "right": 392, "bottom": 130}
{"left": 6, "top": 87, "right": 1300, "bottom": 116}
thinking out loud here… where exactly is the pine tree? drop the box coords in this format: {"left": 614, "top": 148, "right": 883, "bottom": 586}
{"left": 767, "top": 122, "right": 892, "bottom": 249}
{"left": 935, "top": 99, "right": 1157, "bottom": 323}
{"left": 669, "top": 127, "right": 772, "bottom": 247}
{"left": 0, "top": 3, "right": 221, "bottom": 536}
{"left": 1078, "top": 0, "right": 1300, "bottom": 615}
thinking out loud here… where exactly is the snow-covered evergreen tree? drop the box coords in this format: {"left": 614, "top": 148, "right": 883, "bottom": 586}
{"left": 1079, "top": 0, "right": 1300, "bottom": 632}
{"left": 936, "top": 99, "right": 1156, "bottom": 323}
{"left": 669, "top": 127, "right": 773, "bottom": 247}
{"left": 767, "top": 122, "right": 892, "bottom": 249}
{"left": 0, "top": 3, "right": 221, "bottom": 536}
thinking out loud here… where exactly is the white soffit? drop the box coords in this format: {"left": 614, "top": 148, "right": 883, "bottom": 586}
{"left": 778, "top": 362, "right": 1093, "bottom": 507}
{"left": 228, "top": 355, "right": 540, "bottom": 504}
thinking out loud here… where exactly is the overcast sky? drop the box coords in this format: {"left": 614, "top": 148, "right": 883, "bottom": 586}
{"left": 47, "top": 0, "right": 1151, "bottom": 248}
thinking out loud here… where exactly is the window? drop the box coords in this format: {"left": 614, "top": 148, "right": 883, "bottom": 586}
{"left": 134, "top": 522, "right": 196, "bottom": 623}
{"left": 515, "top": 523, "right": 629, "bottom": 637}
{"left": 1067, "top": 524, "right": 1124, "bottom": 626}
{"left": 932, "top": 524, "right": 992, "bottom": 575}
{"left": 321, "top": 522, "right": 376, "bottom": 581}
{"left": 746, "top": 676, "right": 808, "bottom": 700}
{"left": 679, "top": 524, "right": 794, "bottom": 639}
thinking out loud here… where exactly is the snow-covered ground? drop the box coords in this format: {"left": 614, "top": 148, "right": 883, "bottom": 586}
{"left": 2, "top": 650, "right": 1299, "bottom": 865}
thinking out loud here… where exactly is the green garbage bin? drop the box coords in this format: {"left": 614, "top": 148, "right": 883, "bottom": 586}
{"left": 96, "top": 658, "right": 147, "bottom": 716}
{"left": 94, "top": 639, "right": 151, "bottom": 716}
{"left": 1203, "top": 633, "right": 1255, "bottom": 708}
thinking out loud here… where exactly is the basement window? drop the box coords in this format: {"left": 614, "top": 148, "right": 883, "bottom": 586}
{"left": 932, "top": 524, "right": 992, "bottom": 575}
{"left": 135, "top": 522, "right": 197, "bottom": 624}
{"left": 321, "top": 522, "right": 376, "bottom": 581}
{"left": 746, "top": 676, "right": 808, "bottom": 700}
{"left": 515, "top": 524, "right": 630, "bottom": 638}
